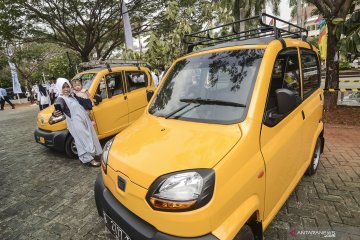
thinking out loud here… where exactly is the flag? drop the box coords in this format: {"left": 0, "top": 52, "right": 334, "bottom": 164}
{"left": 122, "top": 1, "right": 133, "bottom": 50}
{"left": 9, "top": 61, "right": 22, "bottom": 94}
{"left": 314, "top": 15, "right": 321, "bottom": 24}
{"left": 6, "top": 46, "right": 22, "bottom": 94}
{"left": 318, "top": 20, "right": 327, "bottom": 60}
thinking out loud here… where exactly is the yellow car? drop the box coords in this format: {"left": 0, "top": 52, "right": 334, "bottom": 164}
{"left": 95, "top": 15, "right": 324, "bottom": 240}
{"left": 34, "top": 65, "right": 155, "bottom": 158}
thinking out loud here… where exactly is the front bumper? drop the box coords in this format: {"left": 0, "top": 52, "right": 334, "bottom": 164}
{"left": 94, "top": 174, "right": 218, "bottom": 240}
{"left": 34, "top": 127, "right": 68, "bottom": 151}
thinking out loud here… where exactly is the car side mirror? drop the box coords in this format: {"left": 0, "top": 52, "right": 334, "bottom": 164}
{"left": 94, "top": 94, "right": 102, "bottom": 106}
{"left": 146, "top": 90, "right": 154, "bottom": 102}
{"left": 275, "top": 88, "right": 297, "bottom": 115}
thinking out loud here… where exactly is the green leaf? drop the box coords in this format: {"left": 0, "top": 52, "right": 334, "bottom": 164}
{"left": 332, "top": 18, "right": 345, "bottom": 25}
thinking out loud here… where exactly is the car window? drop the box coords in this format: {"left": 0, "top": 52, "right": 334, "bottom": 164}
{"left": 149, "top": 49, "right": 264, "bottom": 124}
{"left": 96, "top": 78, "right": 107, "bottom": 99}
{"left": 266, "top": 48, "right": 301, "bottom": 112}
{"left": 300, "top": 49, "right": 320, "bottom": 98}
{"left": 125, "top": 71, "right": 148, "bottom": 91}
{"left": 105, "top": 72, "right": 124, "bottom": 98}
{"left": 264, "top": 48, "right": 301, "bottom": 126}
{"left": 73, "top": 73, "right": 97, "bottom": 89}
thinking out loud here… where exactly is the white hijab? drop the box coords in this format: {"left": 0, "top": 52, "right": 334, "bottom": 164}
{"left": 56, "top": 78, "right": 71, "bottom": 96}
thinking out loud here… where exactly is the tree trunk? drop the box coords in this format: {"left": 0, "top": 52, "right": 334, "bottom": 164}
{"left": 324, "top": 22, "right": 340, "bottom": 111}
{"left": 80, "top": 54, "right": 90, "bottom": 62}
{"left": 233, "top": 0, "right": 241, "bottom": 32}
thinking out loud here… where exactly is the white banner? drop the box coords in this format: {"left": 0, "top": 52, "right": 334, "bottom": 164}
{"left": 8, "top": 61, "right": 22, "bottom": 94}
{"left": 122, "top": 1, "right": 133, "bottom": 50}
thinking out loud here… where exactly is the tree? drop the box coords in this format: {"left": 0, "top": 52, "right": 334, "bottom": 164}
{"left": 337, "top": 10, "right": 360, "bottom": 60}
{"left": 308, "top": 0, "right": 357, "bottom": 109}
{"left": 0, "top": 51, "right": 12, "bottom": 87}
{"left": 1, "top": 0, "right": 158, "bottom": 62}
{"left": 10, "top": 43, "right": 76, "bottom": 90}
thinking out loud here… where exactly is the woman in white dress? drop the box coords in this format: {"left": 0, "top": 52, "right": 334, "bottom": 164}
{"left": 53, "top": 78, "right": 102, "bottom": 167}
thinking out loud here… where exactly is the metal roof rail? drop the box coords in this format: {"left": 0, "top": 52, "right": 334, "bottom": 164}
{"left": 79, "top": 59, "right": 150, "bottom": 69}
{"left": 184, "top": 13, "right": 308, "bottom": 53}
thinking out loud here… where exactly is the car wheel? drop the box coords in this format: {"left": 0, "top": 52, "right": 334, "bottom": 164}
{"left": 306, "top": 137, "right": 322, "bottom": 176}
{"left": 65, "top": 135, "right": 78, "bottom": 159}
{"left": 233, "top": 225, "right": 255, "bottom": 240}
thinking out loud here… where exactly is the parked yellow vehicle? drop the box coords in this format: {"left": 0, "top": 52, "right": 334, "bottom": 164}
{"left": 95, "top": 14, "right": 324, "bottom": 240}
{"left": 34, "top": 62, "right": 155, "bottom": 158}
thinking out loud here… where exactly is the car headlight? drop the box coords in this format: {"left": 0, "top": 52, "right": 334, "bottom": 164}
{"left": 146, "top": 169, "right": 215, "bottom": 212}
{"left": 48, "top": 115, "right": 66, "bottom": 125}
{"left": 101, "top": 138, "right": 114, "bottom": 174}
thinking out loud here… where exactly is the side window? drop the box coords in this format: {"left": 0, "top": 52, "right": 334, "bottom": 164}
{"left": 125, "top": 71, "right": 148, "bottom": 92}
{"left": 266, "top": 48, "right": 301, "bottom": 112}
{"left": 105, "top": 72, "right": 124, "bottom": 98}
{"left": 96, "top": 78, "right": 107, "bottom": 99}
{"left": 301, "top": 49, "right": 320, "bottom": 98}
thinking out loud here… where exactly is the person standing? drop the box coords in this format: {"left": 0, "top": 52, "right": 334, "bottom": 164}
{"left": 0, "top": 87, "right": 15, "bottom": 110}
{"left": 53, "top": 78, "right": 102, "bottom": 167}
{"left": 37, "top": 84, "right": 50, "bottom": 110}
{"left": 147, "top": 65, "right": 159, "bottom": 87}
{"left": 158, "top": 66, "right": 166, "bottom": 83}
{"left": 49, "top": 77, "right": 57, "bottom": 104}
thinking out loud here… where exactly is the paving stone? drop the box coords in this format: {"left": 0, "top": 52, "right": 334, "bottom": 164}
{"left": 2, "top": 100, "right": 360, "bottom": 240}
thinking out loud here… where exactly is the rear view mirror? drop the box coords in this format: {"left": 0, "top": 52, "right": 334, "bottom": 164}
{"left": 146, "top": 90, "right": 154, "bottom": 102}
{"left": 275, "top": 88, "right": 297, "bottom": 114}
{"left": 94, "top": 94, "right": 102, "bottom": 105}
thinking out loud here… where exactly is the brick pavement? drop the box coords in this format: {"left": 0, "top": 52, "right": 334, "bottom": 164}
{"left": 0, "top": 107, "right": 359, "bottom": 240}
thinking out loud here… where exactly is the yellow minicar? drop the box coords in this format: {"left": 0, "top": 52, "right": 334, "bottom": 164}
{"left": 95, "top": 14, "right": 324, "bottom": 240}
{"left": 34, "top": 63, "right": 155, "bottom": 158}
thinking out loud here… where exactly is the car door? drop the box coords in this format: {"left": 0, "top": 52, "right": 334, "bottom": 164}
{"left": 261, "top": 48, "right": 305, "bottom": 220}
{"left": 299, "top": 48, "right": 323, "bottom": 163}
{"left": 123, "top": 70, "right": 151, "bottom": 125}
{"left": 92, "top": 71, "right": 129, "bottom": 138}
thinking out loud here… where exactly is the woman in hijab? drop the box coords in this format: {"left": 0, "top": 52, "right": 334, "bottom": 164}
{"left": 53, "top": 78, "right": 102, "bottom": 167}
{"left": 38, "top": 84, "right": 50, "bottom": 110}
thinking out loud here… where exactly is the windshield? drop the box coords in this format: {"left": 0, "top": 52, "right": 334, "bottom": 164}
{"left": 149, "top": 49, "right": 264, "bottom": 124}
{"left": 72, "top": 72, "right": 97, "bottom": 89}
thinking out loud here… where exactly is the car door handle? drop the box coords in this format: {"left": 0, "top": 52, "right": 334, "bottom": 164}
{"left": 301, "top": 110, "right": 305, "bottom": 120}
{"left": 124, "top": 95, "right": 127, "bottom": 100}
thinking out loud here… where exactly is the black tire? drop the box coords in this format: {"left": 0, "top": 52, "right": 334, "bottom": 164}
{"left": 234, "top": 225, "right": 255, "bottom": 240}
{"left": 65, "top": 135, "right": 78, "bottom": 159}
{"left": 306, "top": 137, "right": 322, "bottom": 176}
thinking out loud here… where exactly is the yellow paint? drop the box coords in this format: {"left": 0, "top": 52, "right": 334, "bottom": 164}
{"left": 102, "top": 38, "right": 324, "bottom": 238}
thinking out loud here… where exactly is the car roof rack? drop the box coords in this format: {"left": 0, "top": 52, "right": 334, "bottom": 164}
{"left": 79, "top": 59, "right": 150, "bottom": 70}
{"left": 184, "top": 13, "right": 308, "bottom": 53}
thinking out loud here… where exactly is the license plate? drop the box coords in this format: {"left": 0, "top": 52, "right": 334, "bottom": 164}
{"left": 103, "top": 211, "right": 131, "bottom": 240}
{"left": 39, "top": 137, "right": 45, "bottom": 144}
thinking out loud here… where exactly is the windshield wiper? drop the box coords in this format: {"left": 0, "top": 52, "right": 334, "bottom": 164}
{"left": 180, "top": 98, "right": 246, "bottom": 107}
{"left": 165, "top": 103, "right": 191, "bottom": 119}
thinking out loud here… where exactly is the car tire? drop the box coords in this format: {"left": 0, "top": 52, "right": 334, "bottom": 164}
{"left": 65, "top": 135, "right": 78, "bottom": 159}
{"left": 233, "top": 225, "right": 255, "bottom": 240}
{"left": 306, "top": 137, "right": 322, "bottom": 176}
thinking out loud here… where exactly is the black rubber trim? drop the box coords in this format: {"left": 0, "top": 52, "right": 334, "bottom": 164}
{"left": 34, "top": 127, "right": 69, "bottom": 151}
{"left": 94, "top": 174, "right": 219, "bottom": 240}
{"left": 307, "top": 41, "right": 313, "bottom": 50}
{"left": 278, "top": 38, "right": 286, "bottom": 49}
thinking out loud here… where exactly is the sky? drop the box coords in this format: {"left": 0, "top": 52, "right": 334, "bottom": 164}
{"left": 267, "top": 0, "right": 291, "bottom": 21}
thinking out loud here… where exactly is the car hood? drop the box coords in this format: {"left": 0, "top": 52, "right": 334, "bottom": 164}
{"left": 108, "top": 114, "right": 241, "bottom": 189}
